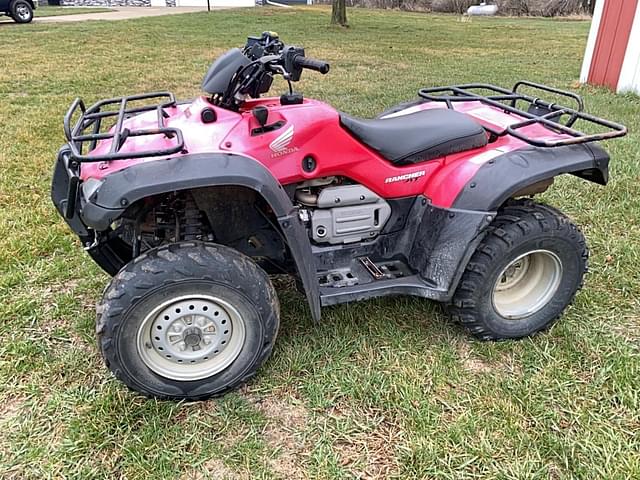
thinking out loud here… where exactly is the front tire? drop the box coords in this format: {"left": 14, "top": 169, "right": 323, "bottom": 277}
{"left": 449, "top": 199, "right": 588, "bottom": 340}
{"left": 96, "top": 242, "right": 280, "bottom": 400}
{"left": 10, "top": 0, "right": 33, "bottom": 23}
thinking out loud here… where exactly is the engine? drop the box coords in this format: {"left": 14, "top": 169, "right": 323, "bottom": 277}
{"left": 295, "top": 179, "right": 391, "bottom": 244}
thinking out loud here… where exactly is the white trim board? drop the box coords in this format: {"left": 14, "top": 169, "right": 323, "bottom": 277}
{"left": 617, "top": 1, "right": 640, "bottom": 93}
{"left": 580, "top": 0, "right": 605, "bottom": 84}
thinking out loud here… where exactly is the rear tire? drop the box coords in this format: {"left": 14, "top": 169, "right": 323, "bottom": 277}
{"left": 449, "top": 199, "right": 588, "bottom": 340}
{"left": 96, "top": 242, "right": 280, "bottom": 400}
{"left": 10, "top": 0, "right": 33, "bottom": 23}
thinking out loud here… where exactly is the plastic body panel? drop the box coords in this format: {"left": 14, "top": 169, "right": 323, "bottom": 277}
{"left": 79, "top": 95, "right": 608, "bottom": 212}
{"left": 75, "top": 152, "right": 322, "bottom": 321}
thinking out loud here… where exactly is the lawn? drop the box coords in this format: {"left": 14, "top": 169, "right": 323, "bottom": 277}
{"left": 0, "top": 6, "right": 639, "bottom": 479}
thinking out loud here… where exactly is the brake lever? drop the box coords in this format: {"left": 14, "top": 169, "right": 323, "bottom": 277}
{"left": 270, "top": 64, "right": 291, "bottom": 81}
{"left": 258, "top": 54, "right": 281, "bottom": 64}
{"left": 257, "top": 55, "right": 289, "bottom": 76}
{"left": 267, "top": 63, "right": 293, "bottom": 94}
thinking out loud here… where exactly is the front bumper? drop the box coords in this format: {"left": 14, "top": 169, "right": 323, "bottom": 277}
{"left": 52, "top": 146, "right": 134, "bottom": 275}
{"left": 51, "top": 146, "right": 91, "bottom": 242}
{"left": 52, "top": 146, "right": 129, "bottom": 236}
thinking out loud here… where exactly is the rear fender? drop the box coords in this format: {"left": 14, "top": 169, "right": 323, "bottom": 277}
{"left": 80, "top": 152, "right": 322, "bottom": 322}
{"left": 453, "top": 143, "right": 610, "bottom": 211}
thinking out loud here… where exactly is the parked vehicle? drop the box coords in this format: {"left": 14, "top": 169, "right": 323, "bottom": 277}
{"left": 467, "top": 3, "right": 499, "bottom": 16}
{"left": 1, "top": 0, "right": 35, "bottom": 23}
{"left": 51, "top": 32, "right": 627, "bottom": 400}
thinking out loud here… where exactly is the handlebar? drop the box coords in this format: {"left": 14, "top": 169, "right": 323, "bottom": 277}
{"left": 223, "top": 35, "right": 330, "bottom": 109}
{"left": 292, "top": 55, "right": 330, "bottom": 75}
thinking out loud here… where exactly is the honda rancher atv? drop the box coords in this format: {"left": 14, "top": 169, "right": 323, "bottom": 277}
{"left": 51, "top": 32, "right": 626, "bottom": 400}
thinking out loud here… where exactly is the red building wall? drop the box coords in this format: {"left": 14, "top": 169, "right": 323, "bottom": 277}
{"left": 588, "top": 0, "right": 638, "bottom": 90}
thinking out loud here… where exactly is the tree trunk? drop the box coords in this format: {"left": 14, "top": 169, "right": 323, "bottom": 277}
{"left": 331, "top": 0, "right": 348, "bottom": 26}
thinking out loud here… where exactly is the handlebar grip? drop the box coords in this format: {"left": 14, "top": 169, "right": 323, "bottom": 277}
{"left": 293, "top": 55, "right": 330, "bottom": 74}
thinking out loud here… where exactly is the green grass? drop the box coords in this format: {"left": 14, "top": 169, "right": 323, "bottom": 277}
{"left": 1, "top": 6, "right": 639, "bottom": 479}
{"left": 35, "top": 6, "right": 112, "bottom": 17}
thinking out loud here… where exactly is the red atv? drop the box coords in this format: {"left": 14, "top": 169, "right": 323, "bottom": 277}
{"left": 52, "top": 32, "right": 626, "bottom": 400}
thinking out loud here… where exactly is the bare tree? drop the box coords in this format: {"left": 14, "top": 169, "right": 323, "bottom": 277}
{"left": 331, "top": 0, "right": 348, "bottom": 26}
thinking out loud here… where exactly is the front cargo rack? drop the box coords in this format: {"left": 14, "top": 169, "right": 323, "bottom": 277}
{"left": 418, "top": 81, "right": 627, "bottom": 147}
{"left": 63, "top": 92, "right": 185, "bottom": 163}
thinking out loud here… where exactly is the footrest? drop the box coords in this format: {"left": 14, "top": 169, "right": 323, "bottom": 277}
{"left": 318, "top": 269, "right": 359, "bottom": 288}
{"left": 318, "top": 258, "right": 412, "bottom": 289}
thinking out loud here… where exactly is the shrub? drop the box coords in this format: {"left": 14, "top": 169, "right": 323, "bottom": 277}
{"left": 315, "top": 0, "right": 595, "bottom": 16}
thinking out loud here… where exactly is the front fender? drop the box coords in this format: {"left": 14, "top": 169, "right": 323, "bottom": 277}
{"left": 452, "top": 143, "right": 610, "bottom": 211}
{"left": 80, "top": 152, "right": 322, "bottom": 322}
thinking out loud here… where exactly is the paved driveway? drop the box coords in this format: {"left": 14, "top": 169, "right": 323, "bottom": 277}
{"left": 35, "top": 6, "right": 222, "bottom": 23}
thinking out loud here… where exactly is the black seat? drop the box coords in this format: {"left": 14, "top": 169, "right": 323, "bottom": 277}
{"left": 340, "top": 108, "right": 488, "bottom": 165}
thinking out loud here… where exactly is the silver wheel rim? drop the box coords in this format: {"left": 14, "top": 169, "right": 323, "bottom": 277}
{"left": 492, "top": 249, "right": 563, "bottom": 319}
{"left": 137, "top": 294, "right": 246, "bottom": 381}
{"left": 15, "top": 3, "right": 30, "bottom": 20}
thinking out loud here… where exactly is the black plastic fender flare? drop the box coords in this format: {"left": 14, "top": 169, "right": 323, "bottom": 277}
{"left": 81, "top": 152, "right": 322, "bottom": 322}
{"left": 453, "top": 143, "right": 610, "bottom": 211}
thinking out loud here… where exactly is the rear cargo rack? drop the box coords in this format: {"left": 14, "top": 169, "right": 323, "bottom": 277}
{"left": 63, "top": 92, "right": 185, "bottom": 162}
{"left": 418, "top": 81, "right": 627, "bottom": 147}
